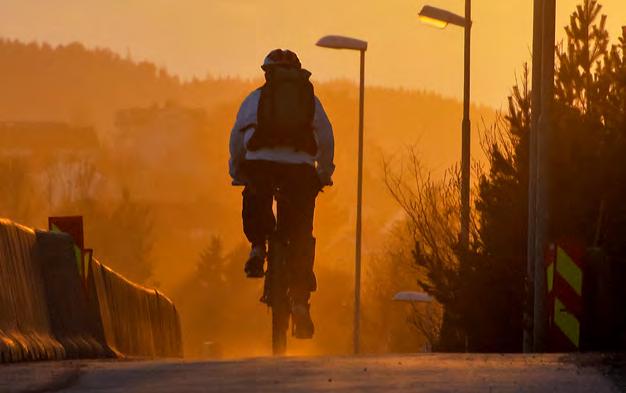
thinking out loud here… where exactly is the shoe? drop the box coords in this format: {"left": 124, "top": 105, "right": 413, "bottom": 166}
{"left": 291, "top": 302, "right": 314, "bottom": 339}
{"left": 244, "top": 244, "right": 266, "bottom": 278}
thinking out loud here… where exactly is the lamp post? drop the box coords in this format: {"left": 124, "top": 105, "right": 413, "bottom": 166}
{"left": 532, "top": 0, "right": 557, "bottom": 353}
{"left": 316, "top": 35, "right": 368, "bottom": 355}
{"left": 525, "top": 0, "right": 545, "bottom": 353}
{"left": 418, "top": 3, "right": 472, "bottom": 258}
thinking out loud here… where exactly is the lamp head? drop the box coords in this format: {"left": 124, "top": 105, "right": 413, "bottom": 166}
{"left": 418, "top": 5, "right": 469, "bottom": 29}
{"left": 316, "top": 35, "right": 368, "bottom": 51}
{"left": 393, "top": 291, "right": 434, "bottom": 303}
{"left": 418, "top": 13, "right": 448, "bottom": 29}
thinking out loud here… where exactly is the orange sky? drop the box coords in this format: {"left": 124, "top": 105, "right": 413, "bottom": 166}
{"left": 0, "top": 0, "right": 624, "bottom": 108}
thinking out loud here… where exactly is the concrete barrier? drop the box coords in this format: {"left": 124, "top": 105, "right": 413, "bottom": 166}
{"left": 150, "top": 292, "right": 183, "bottom": 358}
{"left": 0, "top": 218, "right": 183, "bottom": 362}
{"left": 0, "top": 219, "right": 64, "bottom": 362}
{"left": 92, "top": 258, "right": 183, "bottom": 358}
{"left": 153, "top": 290, "right": 183, "bottom": 358}
{"left": 35, "top": 230, "right": 112, "bottom": 359}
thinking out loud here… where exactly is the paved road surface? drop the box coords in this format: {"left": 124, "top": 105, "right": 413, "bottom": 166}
{"left": 1, "top": 354, "right": 623, "bottom": 393}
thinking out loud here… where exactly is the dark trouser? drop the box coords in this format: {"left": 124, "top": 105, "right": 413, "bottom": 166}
{"left": 242, "top": 160, "right": 320, "bottom": 302}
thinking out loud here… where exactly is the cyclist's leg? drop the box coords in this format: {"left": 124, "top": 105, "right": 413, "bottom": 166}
{"left": 276, "top": 164, "right": 319, "bottom": 297}
{"left": 242, "top": 160, "right": 276, "bottom": 276}
{"left": 276, "top": 164, "right": 319, "bottom": 337}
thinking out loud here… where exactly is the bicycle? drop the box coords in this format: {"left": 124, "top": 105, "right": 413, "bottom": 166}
{"left": 261, "top": 236, "right": 290, "bottom": 355}
{"left": 252, "top": 182, "right": 317, "bottom": 356}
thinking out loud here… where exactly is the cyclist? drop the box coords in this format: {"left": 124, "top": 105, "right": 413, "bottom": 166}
{"left": 229, "top": 49, "right": 334, "bottom": 338}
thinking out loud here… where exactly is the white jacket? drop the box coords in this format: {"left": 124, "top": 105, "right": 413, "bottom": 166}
{"left": 229, "top": 88, "right": 335, "bottom": 186}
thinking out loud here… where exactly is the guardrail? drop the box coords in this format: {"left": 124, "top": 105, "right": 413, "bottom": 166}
{"left": 0, "top": 218, "right": 182, "bottom": 362}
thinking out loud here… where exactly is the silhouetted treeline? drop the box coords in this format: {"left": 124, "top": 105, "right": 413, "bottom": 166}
{"left": 0, "top": 39, "right": 265, "bottom": 125}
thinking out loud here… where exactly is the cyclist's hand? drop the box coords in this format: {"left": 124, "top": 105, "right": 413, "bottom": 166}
{"left": 316, "top": 175, "right": 332, "bottom": 192}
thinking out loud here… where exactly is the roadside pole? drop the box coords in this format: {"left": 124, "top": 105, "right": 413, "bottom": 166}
{"left": 353, "top": 48, "right": 366, "bottom": 355}
{"left": 533, "top": 0, "right": 556, "bottom": 353}
{"left": 459, "top": 0, "right": 472, "bottom": 263}
{"left": 524, "top": 0, "right": 544, "bottom": 353}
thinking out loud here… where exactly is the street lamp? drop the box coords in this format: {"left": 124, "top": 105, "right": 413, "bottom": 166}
{"left": 316, "top": 35, "right": 368, "bottom": 355}
{"left": 418, "top": 5, "right": 468, "bottom": 29}
{"left": 393, "top": 291, "right": 435, "bottom": 351}
{"left": 418, "top": 3, "right": 472, "bottom": 259}
{"left": 393, "top": 291, "right": 434, "bottom": 303}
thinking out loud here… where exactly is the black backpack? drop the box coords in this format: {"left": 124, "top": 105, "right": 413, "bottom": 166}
{"left": 246, "top": 67, "right": 317, "bottom": 155}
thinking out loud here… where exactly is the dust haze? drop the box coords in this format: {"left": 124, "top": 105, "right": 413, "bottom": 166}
{"left": 0, "top": 39, "right": 495, "bottom": 357}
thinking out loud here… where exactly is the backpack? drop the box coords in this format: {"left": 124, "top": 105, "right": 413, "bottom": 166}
{"left": 246, "top": 67, "right": 317, "bottom": 155}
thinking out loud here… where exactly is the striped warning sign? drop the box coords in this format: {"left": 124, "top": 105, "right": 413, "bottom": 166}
{"left": 546, "top": 241, "right": 584, "bottom": 351}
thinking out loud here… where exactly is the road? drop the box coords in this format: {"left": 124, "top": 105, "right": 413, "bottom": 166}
{"left": 1, "top": 354, "right": 623, "bottom": 393}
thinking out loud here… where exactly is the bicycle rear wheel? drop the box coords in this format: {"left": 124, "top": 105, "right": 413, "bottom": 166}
{"left": 267, "top": 239, "right": 290, "bottom": 356}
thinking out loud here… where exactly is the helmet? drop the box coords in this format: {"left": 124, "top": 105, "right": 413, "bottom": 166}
{"left": 261, "top": 49, "right": 301, "bottom": 71}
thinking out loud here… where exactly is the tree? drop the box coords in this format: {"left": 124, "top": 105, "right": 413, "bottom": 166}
{"left": 384, "top": 152, "right": 467, "bottom": 350}
{"left": 197, "top": 235, "right": 225, "bottom": 288}
{"left": 471, "top": 66, "right": 531, "bottom": 352}
{"left": 0, "top": 158, "right": 36, "bottom": 224}
{"left": 585, "top": 16, "right": 626, "bottom": 256}
{"left": 110, "top": 188, "right": 154, "bottom": 283}
{"left": 549, "top": 0, "right": 610, "bottom": 244}
{"left": 46, "top": 158, "right": 99, "bottom": 215}
{"left": 362, "top": 220, "right": 434, "bottom": 353}
{"left": 94, "top": 187, "right": 155, "bottom": 283}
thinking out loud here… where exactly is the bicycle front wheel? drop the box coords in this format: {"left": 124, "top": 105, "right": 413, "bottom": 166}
{"left": 272, "top": 298, "right": 290, "bottom": 356}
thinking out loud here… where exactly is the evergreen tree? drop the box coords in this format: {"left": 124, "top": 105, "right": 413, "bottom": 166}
{"left": 97, "top": 187, "right": 155, "bottom": 283}
{"left": 470, "top": 65, "right": 531, "bottom": 352}
{"left": 594, "top": 26, "right": 626, "bottom": 256}
{"left": 197, "top": 235, "right": 225, "bottom": 287}
{"left": 550, "top": 0, "right": 609, "bottom": 244}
